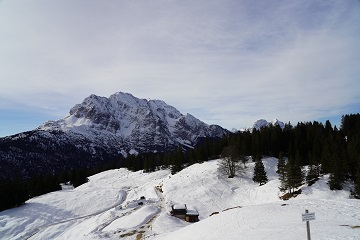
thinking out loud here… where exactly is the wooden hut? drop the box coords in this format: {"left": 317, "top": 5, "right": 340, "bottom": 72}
{"left": 170, "top": 204, "right": 187, "bottom": 219}
{"left": 171, "top": 204, "right": 199, "bottom": 222}
{"left": 185, "top": 209, "right": 199, "bottom": 222}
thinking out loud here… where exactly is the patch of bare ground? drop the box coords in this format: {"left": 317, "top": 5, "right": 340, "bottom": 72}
{"left": 131, "top": 186, "right": 165, "bottom": 239}
{"left": 209, "top": 211, "right": 219, "bottom": 216}
{"left": 135, "top": 230, "right": 145, "bottom": 240}
{"left": 119, "top": 230, "right": 137, "bottom": 238}
{"left": 223, "top": 206, "right": 242, "bottom": 212}
{"left": 339, "top": 225, "right": 360, "bottom": 229}
{"left": 155, "top": 184, "right": 163, "bottom": 193}
{"left": 209, "top": 206, "right": 242, "bottom": 217}
{"left": 279, "top": 189, "right": 302, "bottom": 200}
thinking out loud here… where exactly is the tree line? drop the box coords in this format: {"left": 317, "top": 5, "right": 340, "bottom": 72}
{"left": 223, "top": 114, "right": 360, "bottom": 198}
{"left": 0, "top": 167, "right": 95, "bottom": 211}
{"left": 120, "top": 113, "right": 360, "bottom": 198}
{"left": 2, "top": 114, "right": 360, "bottom": 212}
{"left": 0, "top": 138, "right": 225, "bottom": 212}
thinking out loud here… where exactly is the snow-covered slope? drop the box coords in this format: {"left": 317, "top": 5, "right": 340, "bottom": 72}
{"left": 39, "top": 92, "right": 227, "bottom": 153}
{"left": 1, "top": 158, "right": 359, "bottom": 240}
{"left": 253, "top": 118, "right": 285, "bottom": 130}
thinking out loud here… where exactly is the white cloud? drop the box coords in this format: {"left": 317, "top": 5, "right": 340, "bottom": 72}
{"left": 0, "top": 0, "right": 359, "bottom": 133}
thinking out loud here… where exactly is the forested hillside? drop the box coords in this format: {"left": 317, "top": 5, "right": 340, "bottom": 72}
{"left": 135, "top": 113, "right": 360, "bottom": 197}
{"left": 225, "top": 114, "right": 360, "bottom": 196}
{"left": 1, "top": 114, "right": 360, "bottom": 211}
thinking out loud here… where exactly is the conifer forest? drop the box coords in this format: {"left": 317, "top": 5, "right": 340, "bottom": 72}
{"left": 1, "top": 114, "right": 360, "bottom": 211}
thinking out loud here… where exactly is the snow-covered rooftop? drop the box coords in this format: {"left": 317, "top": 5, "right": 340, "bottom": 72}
{"left": 186, "top": 209, "right": 199, "bottom": 216}
{"left": 173, "top": 204, "right": 187, "bottom": 210}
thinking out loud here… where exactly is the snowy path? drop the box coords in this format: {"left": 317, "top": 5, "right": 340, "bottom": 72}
{"left": 139, "top": 185, "right": 167, "bottom": 239}
{"left": 101, "top": 184, "right": 166, "bottom": 239}
{"left": 22, "top": 190, "right": 127, "bottom": 240}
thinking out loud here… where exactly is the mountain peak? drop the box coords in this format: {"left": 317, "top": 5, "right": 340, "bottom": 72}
{"left": 38, "top": 92, "right": 228, "bottom": 154}
{"left": 253, "top": 118, "right": 285, "bottom": 130}
{"left": 271, "top": 119, "right": 285, "bottom": 129}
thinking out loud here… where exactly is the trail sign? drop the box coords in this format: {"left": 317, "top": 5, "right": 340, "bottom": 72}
{"left": 302, "top": 212, "right": 315, "bottom": 222}
{"left": 303, "top": 210, "right": 315, "bottom": 240}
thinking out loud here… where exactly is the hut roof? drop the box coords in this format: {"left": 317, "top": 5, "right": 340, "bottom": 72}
{"left": 186, "top": 209, "right": 199, "bottom": 216}
{"left": 173, "top": 204, "right": 187, "bottom": 210}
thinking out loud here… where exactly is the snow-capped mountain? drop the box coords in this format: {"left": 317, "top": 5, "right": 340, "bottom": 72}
{"left": 0, "top": 92, "right": 228, "bottom": 180}
{"left": 272, "top": 119, "right": 285, "bottom": 128}
{"left": 253, "top": 118, "right": 285, "bottom": 130}
{"left": 39, "top": 92, "right": 227, "bottom": 153}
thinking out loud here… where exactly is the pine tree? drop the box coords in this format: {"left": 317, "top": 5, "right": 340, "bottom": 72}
{"left": 328, "top": 150, "right": 345, "bottom": 190}
{"left": 71, "top": 169, "right": 89, "bottom": 188}
{"left": 286, "top": 155, "right": 304, "bottom": 193}
{"left": 277, "top": 152, "right": 287, "bottom": 192}
{"left": 252, "top": 154, "right": 268, "bottom": 186}
{"left": 306, "top": 154, "right": 320, "bottom": 186}
{"left": 355, "top": 162, "right": 360, "bottom": 199}
{"left": 143, "top": 158, "right": 150, "bottom": 173}
{"left": 321, "top": 137, "right": 333, "bottom": 174}
{"left": 328, "top": 129, "right": 346, "bottom": 190}
{"left": 162, "top": 151, "right": 171, "bottom": 169}
{"left": 171, "top": 147, "right": 184, "bottom": 174}
{"left": 277, "top": 151, "right": 285, "bottom": 174}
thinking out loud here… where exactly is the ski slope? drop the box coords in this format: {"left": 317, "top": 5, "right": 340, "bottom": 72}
{"left": 0, "top": 158, "right": 359, "bottom": 239}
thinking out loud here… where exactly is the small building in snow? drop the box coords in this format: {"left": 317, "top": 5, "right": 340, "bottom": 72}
{"left": 170, "top": 204, "right": 187, "bottom": 219}
{"left": 170, "top": 204, "right": 199, "bottom": 222}
{"left": 185, "top": 209, "right": 199, "bottom": 222}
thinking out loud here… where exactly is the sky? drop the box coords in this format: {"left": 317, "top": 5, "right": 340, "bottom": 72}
{"left": 0, "top": 0, "right": 360, "bottom": 137}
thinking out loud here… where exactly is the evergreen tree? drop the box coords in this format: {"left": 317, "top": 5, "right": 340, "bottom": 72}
{"left": 252, "top": 155, "right": 268, "bottom": 186}
{"left": 328, "top": 148, "right": 345, "bottom": 190}
{"left": 187, "top": 149, "right": 196, "bottom": 165}
{"left": 143, "top": 157, "right": 151, "bottom": 173}
{"left": 162, "top": 151, "right": 172, "bottom": 169}
{"left": 277, "top": 151, "right": 287, "bottom": 192}
{"left": 355, "top": 162, "right": 360, "bottom": 199}
{"left": 195, "top": 144, "right": 206, "bottom": 163}
{"left": 321, "top": 137, "right": 333, "bottom": 174}
{"left": 0, "top": 178, "right": 29, "bottom": 211}
{"left": 306, "top": 155, "right": 320, "bottom": 186}
{"left": 71, "top": 169, "right": 89, "bottom": 188}
{"left": 285, "top": 155, "right": 304, "bottom": 193}
{"left": 170, "top": 147, "right": 184, "bottom": 174}
{"left": 342, "top": 114, "right": 360, "bottom": 180}
{"left": 277, "top": 151, "right": 286, "bottom": 174}
{"left": 328, "top": 129, "right": 346, "bottom": 190}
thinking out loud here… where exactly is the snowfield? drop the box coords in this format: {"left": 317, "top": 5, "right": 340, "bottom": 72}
{"left": 1, "top": 158, "right": 360, "bottom": 239}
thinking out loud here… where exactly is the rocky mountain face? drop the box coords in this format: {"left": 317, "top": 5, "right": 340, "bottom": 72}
{"left": 253, "top": 119, "right": 285, "bottom": 130}
{"left": 0, "top": 92, "right": 228, "bottom": 180}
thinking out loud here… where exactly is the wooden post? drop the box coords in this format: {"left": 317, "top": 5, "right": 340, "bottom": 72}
{"left": 305, "top": 209, "right": 311, "bottom": 240}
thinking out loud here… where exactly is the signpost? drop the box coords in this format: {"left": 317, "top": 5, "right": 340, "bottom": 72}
{"left": 302, "top": 209, "right": 315, "bottom": 240}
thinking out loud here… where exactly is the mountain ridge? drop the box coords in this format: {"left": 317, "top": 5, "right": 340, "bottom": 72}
{"left": 38, "top": 92, "right": 227, "bottom": 153}
{"left": 0, "top": 92, "right": 228, "bottom": 180}
{"left": 253, "top": 118, "right": 285, "bottom": 130}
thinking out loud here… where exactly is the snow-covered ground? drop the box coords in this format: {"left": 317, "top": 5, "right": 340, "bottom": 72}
{"left": 1, "top": 158, "right": 360, "bottom": 240}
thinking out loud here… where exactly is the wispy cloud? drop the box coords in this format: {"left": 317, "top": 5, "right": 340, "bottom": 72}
{"left": 0, "top": 0, "right": 359, "bottom": 135}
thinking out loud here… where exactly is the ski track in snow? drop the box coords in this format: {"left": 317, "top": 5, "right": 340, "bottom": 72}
{"left": 22, "top": 190, "right": 128, "bottom": 239}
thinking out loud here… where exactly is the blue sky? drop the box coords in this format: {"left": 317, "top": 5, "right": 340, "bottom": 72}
{"left": 1, "top": 0, "right": 360, "bottom": 137}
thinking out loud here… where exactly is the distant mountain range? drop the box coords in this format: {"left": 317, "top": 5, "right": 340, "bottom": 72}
{"left": 0, "top": 92, "right": 228, "bottom": 180}
{"left": 253, "top": 119, "right": 285, "bottom": 130}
